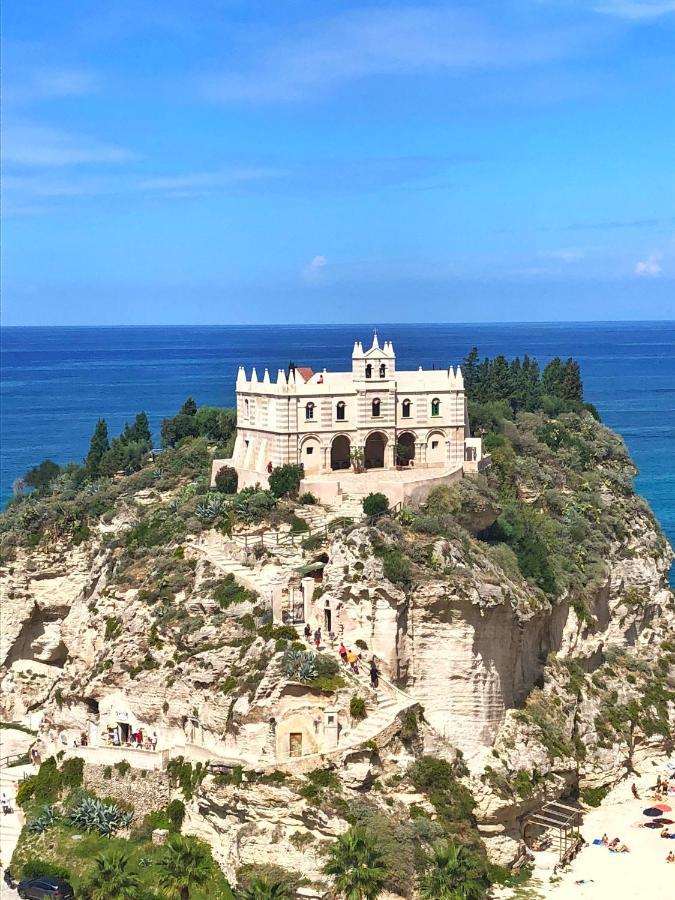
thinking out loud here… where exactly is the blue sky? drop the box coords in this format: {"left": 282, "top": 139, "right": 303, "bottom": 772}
{"left": 2, "top": 0, "right": 674, "bottom": 325}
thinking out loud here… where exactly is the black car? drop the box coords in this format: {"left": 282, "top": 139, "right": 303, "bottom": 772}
{"left": 16, "top": 876, "right": 75, "bottom": 899}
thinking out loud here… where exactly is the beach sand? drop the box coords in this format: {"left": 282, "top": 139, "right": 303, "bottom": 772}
{"left": 496, "top": 755, "right": 675, "bottom": 899}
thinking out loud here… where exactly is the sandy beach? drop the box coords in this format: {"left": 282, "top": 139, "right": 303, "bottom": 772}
{"left": 498, "top": 755, "right": 675, "bottom": 899}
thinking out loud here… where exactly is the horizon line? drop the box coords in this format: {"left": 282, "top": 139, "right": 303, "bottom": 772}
{"left": 2, "top": 319, "right": 674, "bottom": 329}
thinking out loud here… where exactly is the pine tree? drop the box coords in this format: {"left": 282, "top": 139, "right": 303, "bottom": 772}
{"left": 130, "top": 411, "right": 152, "bottom": 446}
{"left": 85, "top": 419, "right": 110, "bottom": 475}
{"left": 542, "top": 357, "right": 564, "bottom": 398}
{"left": 462, "top": 346, "right": 480, "bottom": 397}
{"left": 561, "top": 358, "right": 583, "bottom": 402}
{"left": 180, "top": 397, "right": 198, "bottom": 416}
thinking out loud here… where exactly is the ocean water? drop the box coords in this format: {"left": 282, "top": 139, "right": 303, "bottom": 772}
{"left": 1, "top": 323, "right": 673, "bottom": 582}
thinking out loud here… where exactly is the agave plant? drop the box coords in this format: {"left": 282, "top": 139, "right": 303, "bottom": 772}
{"left": 282, "top": 648, "right": 318, "bottom": 683}
{"left": 27, "top": 804, "right": 60, "bottom": 834}
{"left": 282, "top": 649, "right": 305, "bottom": 677}
{"left": 196, "top": 494, "right": 227, "bottom": 522}
{"left": 170, "top": 480, "right": 206, "bottom": 511}
{"left": 66, "top": 796, "right": 133, "bottom": 837}
{"left": 296, "top": 658, "right": 319, "bottom": 682}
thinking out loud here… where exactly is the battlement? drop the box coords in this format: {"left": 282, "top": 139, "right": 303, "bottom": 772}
{"left": 235, "top": 363, "right": 465, "bottom": 396}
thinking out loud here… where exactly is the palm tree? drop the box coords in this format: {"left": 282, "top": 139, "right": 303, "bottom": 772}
{"left": 235, "top": 877, "right": 292, "bottom": 899}
{"left": 85, "top": 850, "right": 140, "bottom": 900}
{"left": 156, "top": 834, "right": 214, "bottom": 900}
{"left": 418, "top": 840, "right": 491, "bottom": 900}
{"left": 323, "top": 826, "right": 386, "bottom": 900}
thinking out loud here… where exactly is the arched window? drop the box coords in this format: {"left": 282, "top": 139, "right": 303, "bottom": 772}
{"left": 402, "top": 399, "right": 411, "bottom": 418}
{"left": 431, "top": 398, "right": 440, "bottom": 417}
{"left": 336, "top": 401, "right": 346, "bottom": 421}
{"left": 305, "top": 402, "right": 315, "bottom": 420}
{"left": 379, "top": 363, "right": 386, "bottom": 378}
{"left": 244, "top": 399, "right": 250, "bottom": 418}
{"left": 372, "top": 398, "right": 381, "bottom": 417}
{"left": 365, "top": 363, "right": 372, "bottom": 379}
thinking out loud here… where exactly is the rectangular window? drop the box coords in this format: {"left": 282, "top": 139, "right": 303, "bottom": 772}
{"left": 431, "top": 440, "right": 439, "bottom": 449}
{"left": 306, "top": 446, "right": 314, "bottom": 454}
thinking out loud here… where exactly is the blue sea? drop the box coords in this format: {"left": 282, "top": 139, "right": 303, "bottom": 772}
{"left": 1, "top": 323, "right": 673, "bottom": 582}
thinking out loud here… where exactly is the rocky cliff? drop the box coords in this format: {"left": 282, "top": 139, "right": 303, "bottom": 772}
{"left": 1, "top": 410, "right": 673, "bottom": 890}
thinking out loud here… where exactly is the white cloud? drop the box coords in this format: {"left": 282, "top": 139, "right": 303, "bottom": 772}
{"left": 592, "top": 1, "right": 675, "bottom": 20}
{"left": 303, "top": 255, "right": 328, "bottom": 284}
{"left": 3, "top": 65, "right": 100, "bottom": 104}
{"left": 546, "top": 248, "right": 586, "bottom": 262}
{"left": 200, "top": 7, "right": 598, "bottom": 103}
{"left": 635, "top": 252, "right": 663, "bottom": 277}
{"left": 2, "top": 122, "right": 135, "bottom": 167}
{"left": 139, "top": 166, "right": 286, "bottom": 195}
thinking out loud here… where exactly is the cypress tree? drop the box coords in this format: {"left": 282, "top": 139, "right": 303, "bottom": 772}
{"left": 542, "top": 357, "right": 564, "bottom": 398}
{"left": 130, "top": 411, "right": 152, "bottom": 447}
{"left": 561, "top": 358, "right": 583, "bottom": 402}
{"left": 462, "top": 346, "right": 480, "bottom": 397}
{"left": 86, "top": 419, "right": 110, "bottom": 475}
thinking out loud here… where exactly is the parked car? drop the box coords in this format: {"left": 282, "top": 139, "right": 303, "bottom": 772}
{"left": 16, "top": 876, "right": 75, "bottom": 899}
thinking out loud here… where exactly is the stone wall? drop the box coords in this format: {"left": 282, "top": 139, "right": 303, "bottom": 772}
{"left": 83, "top": 762, "right": 171, "bottom": 819}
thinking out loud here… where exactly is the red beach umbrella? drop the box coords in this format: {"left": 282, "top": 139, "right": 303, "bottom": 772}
{"left": 654, "top": 803, "right": 672, "bottom": 812}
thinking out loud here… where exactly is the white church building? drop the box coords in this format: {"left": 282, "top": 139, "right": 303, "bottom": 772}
{"left": 213, "top": 335, "right": 487, "bottom": 503}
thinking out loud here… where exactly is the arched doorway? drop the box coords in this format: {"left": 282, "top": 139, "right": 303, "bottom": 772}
{"left": 364, "top": 431, "right": 386, "bottom": 469}
{"left": 396, "top": 431, "right": 415, "bottom": 467}
{"left": 300, "top": 435, "right": 322, "bottom": 474}
{"left": 426, "top": 431, "right": 446, "bottom": 465}
{"left": 331, "top": 434, "right": 351, "bottom": 470}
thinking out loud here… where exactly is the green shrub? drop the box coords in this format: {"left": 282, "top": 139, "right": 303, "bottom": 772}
{"left": 301, "top": 533, "right": 324, "bottom": 551}
{"left": 114, "top": 759, "right": 131, "bottom": 777}
{"left": 580, "top": 785, "right": 610, "bottom": 807}
{"left": 363, "top": 492, "right": 389, "bottom": 517}
{"left": 298, "top": 492, "right": 317, "bottom": 505}
{"left": 214, "top": 465, "right": 238, "bottom": 494}
{"left": 165, "top": 798, "right": 186, "bottom": 831}
{"left": 287, "top": 513, "right": 309, "bottom": 533}
{"left": 16, "top": 776, "right": 36, "bottom": 807}
{"left": 355, "top": 639, "right": 368, "bottom": 650}
{"left": 33, "top": 757, "right": 62, "bottom": 805}
{"left": 22, "top": 859, "right": 71, "bottom": 881}
{"left": 213, "top": 573, "right": 258, "bottom": 608}
{"left": 60, "top": 756, "right": 84, "bottom": 789}
{"left": 167, "top": 756, "right": 206, "bottom": 800}
{"left": 268, "top": 463, "right": 304, "bottom": 498}
{"left": 400, "top": 708, "right": 419, "bottom": 741}
{"left": 257, "top": 624, "right": 299, "bottom": 642}
{"left": 104, "top": 616, "right": 122, "bottom": 639}
{"left": 381, "top": 547, "right": 412, "bottom": 585}
{"left": 350, "top": 696, "right": 367, "bottom": 720}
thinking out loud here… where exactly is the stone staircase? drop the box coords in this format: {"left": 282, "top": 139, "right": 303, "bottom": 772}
{"left": 0, "top": 764, "right": 34, "bottom": 874}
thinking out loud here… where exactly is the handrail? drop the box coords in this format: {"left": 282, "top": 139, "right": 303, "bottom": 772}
{"left": 0, "top": 752, "right": 31, "bottom": 769}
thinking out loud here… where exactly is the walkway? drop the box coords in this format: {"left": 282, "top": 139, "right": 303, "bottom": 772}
{"left": 0, "top": 763, "right": 35, "bottom": 892}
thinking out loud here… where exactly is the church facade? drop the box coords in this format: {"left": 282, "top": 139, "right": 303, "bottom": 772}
{"left": 224, "top": 335, "right": 485, "bottom": 480}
